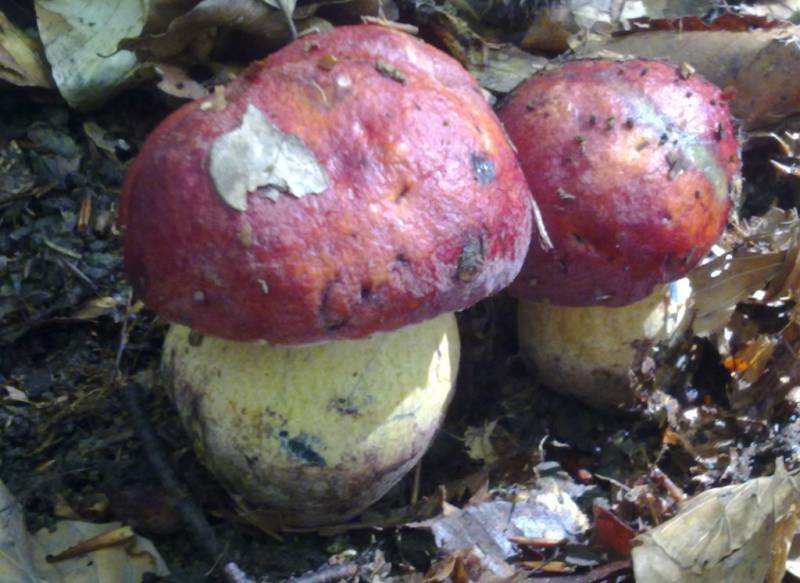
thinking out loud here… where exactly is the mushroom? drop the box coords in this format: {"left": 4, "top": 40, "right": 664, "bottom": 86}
{"left": 498, "top": 59, "right": 741, "bottom": 408}
{"left": 120, "top": 25, "right": 533, "bottom": 526}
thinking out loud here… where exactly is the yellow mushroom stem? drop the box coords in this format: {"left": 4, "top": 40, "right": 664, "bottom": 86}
{"left": 161, "top": 313, "right": 459, "bottom": 528}
{"left": 517, "top": 279, "right": 693, "bottom": 409}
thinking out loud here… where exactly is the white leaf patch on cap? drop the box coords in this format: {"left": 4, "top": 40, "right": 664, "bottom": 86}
{"left": 209, "top": 103, "right": 328, "bottom": 211}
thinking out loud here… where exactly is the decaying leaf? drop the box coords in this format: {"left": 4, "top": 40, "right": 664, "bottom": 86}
{"left": 632, "top": 460, "right": 800, "bottom": 583}
{"left": 469, "top": 44, "right": 546, "bottom": 94}
{"left": 411, "top": 478, "right": 589, "bottom": 577}
{"left": 118, "top": 0, "right": 292, "bottom": 63}
{"left": 580, "top": 26, "right": 800, "bottom": 130}
{"left": 34, "top": 0, "right": 146, "bottom": 109}
{"left": 463, "top": 420, "right": 499, "bottom": 464}
{"left": 727, "top": 308, "right": 800, "bottom": 415}
{"left": 0, "top": 480, "right": 169, "bottom": 582}
{"left": 209, "top": 103, "right": 329, "bottom": 211}
{"left": 0, "top": 10, "right": 51, "bottom": 88}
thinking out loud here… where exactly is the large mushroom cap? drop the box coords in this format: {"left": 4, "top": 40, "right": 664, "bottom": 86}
{"left": 120, "top": 25, "right": 533, "bottom": 344}
{"left": 500, "top": 59, "right": 740, "bottom": 307}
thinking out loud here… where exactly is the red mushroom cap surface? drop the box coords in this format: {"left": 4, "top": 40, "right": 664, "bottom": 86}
{"left": 499, "top": 59, "right": 740, "bottom": 307}
{"left": 120, "top": 25, "right": 533, "bottom": 344}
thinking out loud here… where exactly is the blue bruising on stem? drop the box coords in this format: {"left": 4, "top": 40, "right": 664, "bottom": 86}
{"left": 278, "top": 430, "right": 326, "bottom": 466}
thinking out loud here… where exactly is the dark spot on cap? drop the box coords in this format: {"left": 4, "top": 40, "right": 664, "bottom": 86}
{"left": 470, "top": 153, "right": 495, "bottom": 185}
{"left": 457, "top": 233, "right": 486, "bottom": 282}
{"left": 394, "top": 184, "right": 410, "bottom": 203}
{"left": 188, "top": 330, "right": 204, "bottom": 347}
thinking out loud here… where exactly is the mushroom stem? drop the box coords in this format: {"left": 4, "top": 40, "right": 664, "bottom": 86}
{"left": 162, "top": 313, "right": 460, "bottom": 528}
{"left": 517, "top": 279, "right": 693, "bottom": 409}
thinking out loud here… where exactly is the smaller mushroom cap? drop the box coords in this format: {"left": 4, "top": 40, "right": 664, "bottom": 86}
{"left": 500, "top": 59, "right": 740, "bottom": 307}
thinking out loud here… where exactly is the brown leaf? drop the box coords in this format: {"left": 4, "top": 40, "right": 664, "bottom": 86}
{"left": 580, "top": 26, "right": 800, "bottom": 129}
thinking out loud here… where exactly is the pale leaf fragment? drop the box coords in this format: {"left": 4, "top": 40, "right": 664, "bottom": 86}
{"left": 632, "top": 460, "right": 800, "bottom": 583}
{"left": 209, "top": 103, "right": 328, "bottom": 211}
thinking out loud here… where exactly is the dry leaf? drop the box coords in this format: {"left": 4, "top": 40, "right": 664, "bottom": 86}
{"left": 580, "top": 26, "right": 800, "bottom": 130}
{"left": 0, "top": 480, "right": 169, "bottom": 582}
{"left": 34, "top": 0, "right": 146, "bottom": 109}
{"left": 0, "top": 10, "right": 51, "bottom": 88}
{"left": 690, "top": 251, "right": 786, "bottom": 337}
{"left": 632, "top": 460, "right": 800, "bottom": 583}
{"left": 411, "top": 478, "right": 589, "bottom": 576}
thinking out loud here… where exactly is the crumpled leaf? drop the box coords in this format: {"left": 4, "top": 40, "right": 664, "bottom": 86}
{"left": 0, "top": 480, "right": 169, "bottom": 583}
{"left": 411, "top": 478, "right": 589, "bottom": 577}
{"left": 580, "top": 26, "right": 800, "bottom": 130}
{"left": 0, "top": 10, "right": 51, "bottom": 88}
{"left": 34, "top": 0, "right": 146, "bottom": 109}
{"left": 632, "top": 460, "right": 800, "bottom": 583}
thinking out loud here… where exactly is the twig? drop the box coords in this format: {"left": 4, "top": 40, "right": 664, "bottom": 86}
{"left": 410, "top": 462, "right": 421, "bottom": 505}
{"left": 124, "top": 383, "right": 256, "bottom": 583}
{"left": 59, "top": 258, "right": 99, "bottom": 293}
{"left": 289, "top": 562, "right": 358, "bottom": 583}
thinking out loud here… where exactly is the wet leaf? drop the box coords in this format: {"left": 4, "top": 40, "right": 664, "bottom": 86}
{"left": 0, "top": 10, "right": 51, "bottom": 88}
{"left": 34, "top": 0, "right": 146, "bottom": 109}
{"left": 632, "top": 460, "right": 800, "bottom": 583}
{"left": 580, "top": 26, "right": 800, "bottom": 130}
{"left": 0, "top": 480, "right": 169, "bottom": 582}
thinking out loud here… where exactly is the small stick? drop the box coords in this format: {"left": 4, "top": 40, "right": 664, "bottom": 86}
{"left": 410, "top": 462, "right": 421, "bottom": 505}
{"left": 125, "top": 383, "right": 256, "bottom": 583}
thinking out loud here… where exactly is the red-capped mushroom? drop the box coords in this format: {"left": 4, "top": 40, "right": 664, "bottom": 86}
{"left": 499, "top": 59, "right": 741, "bottom": 408}
{"left": 122, "top": 25, "right": 534, "bottom": 525}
